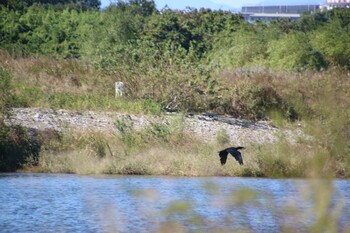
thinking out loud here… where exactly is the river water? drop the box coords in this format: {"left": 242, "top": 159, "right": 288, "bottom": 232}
{"left": 1, "top": 173, "right": 350, "bottom": 233}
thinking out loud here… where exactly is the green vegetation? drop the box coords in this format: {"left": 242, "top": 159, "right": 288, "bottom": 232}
{"left": 1, "top": 1, "right": 350, "bottom": 177}
{"left": 0, "top": 66, "right": 41, "bottom": 171}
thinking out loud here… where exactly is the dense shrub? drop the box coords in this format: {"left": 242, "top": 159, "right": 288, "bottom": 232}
{"left": 0, "top": 67, "right": 41, "bottom": 171}
{"left": 310, "top": 20, "right": 350, "bottom": 69}
{"left": 0, "top": 123, "right": 41, "bottom": 172}
{"left": 230, "top": 82, "right": 297, "bottom": 120}
{"left": 208, "top": 27, "right": 269, "bottom": 69}
{"left": 0, "top": 66, "right": 14, "bottom": 116}
{"left": 268, "top": 32, "right": 328, "bottom": 71}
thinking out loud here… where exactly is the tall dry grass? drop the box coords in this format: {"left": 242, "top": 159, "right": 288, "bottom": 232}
{"left": 24, "top": 117, "right": 341, "bottom": 178}
{"left": 24, "top": 129, "right": 350, "bottom": 178}
{"left": 2, "top": 50, "right": 350, "bottom": 177}
{"left": 18, "top": 64, "right": 350, "bottom": 177}
{"left": 0, "top": 50, "right": 161, "bottom": 114}
{"left": 214, "top": 68, "right": 350, "bottom": 177}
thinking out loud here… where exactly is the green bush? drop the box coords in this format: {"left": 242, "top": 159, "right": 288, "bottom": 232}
{"left": 146, "top": 122, "right": 171, "bottom": 141}
{"left": 268, "top": 32, "right": 328, "bottom": 71}
{"left": 230, "top": 82, "right": 297, "bottom": 120}
{"left": 0, "top": 66, "right": 42, "bottom": 172}
{"left": 216, "top": 128, "right": 230, "bottom": 145}
{"left": 310, "top": 20, "right": 350, "bottom": 69}
{"left": 0, "top": 66, "right": 15, "bottom": 116}
{"left": 0, "top": 123, "right": 42, "bottom": 172}
{"left": 209, "top": 28, "right": 269, "bottom": 69}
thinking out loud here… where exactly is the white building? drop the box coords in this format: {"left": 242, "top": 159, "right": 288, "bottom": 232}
{"left": 322, "top": 0, "right": 350, "bottom": 9}
{"left": 241, "top": 5, "right": 320, "bottom": 22}
{"left": 241, "top": 1, "right": 350, "bottom": 22}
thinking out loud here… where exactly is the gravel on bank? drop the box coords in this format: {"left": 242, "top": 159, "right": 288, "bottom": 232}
{"left": 6, "top": 108, "right": 305, "bottom": 145}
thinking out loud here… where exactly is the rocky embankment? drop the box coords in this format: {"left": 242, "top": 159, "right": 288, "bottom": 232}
{"left": 7, "top": 108, "right": 304, "bottom": 145}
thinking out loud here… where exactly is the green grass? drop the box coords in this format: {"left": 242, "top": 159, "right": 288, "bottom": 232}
{"left": 45, "top": 93, "right": 161, "bottom": 114}
{"left": 13, "top": 83, "right": 162, "bottom": 114}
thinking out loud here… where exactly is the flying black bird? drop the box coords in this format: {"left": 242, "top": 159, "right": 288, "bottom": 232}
{"left": 219, "top": 147, "right": 245, "bottom": 165}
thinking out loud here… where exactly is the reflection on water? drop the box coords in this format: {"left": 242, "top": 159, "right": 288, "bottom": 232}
{"left": 0, "top": 173, "right": 350, "bottom": 233}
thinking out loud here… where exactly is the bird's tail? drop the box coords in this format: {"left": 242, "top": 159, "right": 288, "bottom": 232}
{"left": 235, "top": 146, "right": 245, "bottom": 150}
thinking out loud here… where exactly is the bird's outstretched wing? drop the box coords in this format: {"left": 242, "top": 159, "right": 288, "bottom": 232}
{"left": 219, "top": 150, "right": 229, "bottom": 165}
{"left": 229, "top": 150, "right": 244, "bottom": 165}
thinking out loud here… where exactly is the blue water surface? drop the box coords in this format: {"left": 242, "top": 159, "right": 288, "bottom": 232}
{"left": 1, "top": 173, "right": 349, "bottom": 233}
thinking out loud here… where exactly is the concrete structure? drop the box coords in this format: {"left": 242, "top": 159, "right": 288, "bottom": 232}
{"left": 241, "top": 4, "right": 320, "bottom": 22}
{"left": 323, "top": 0, "right": 350, "bottom": 9}
{"left": 241, "top": 0, "right": 350, "bottom": 22}
{"left": 115, "top": 81, "right": 124, "bottom": 98}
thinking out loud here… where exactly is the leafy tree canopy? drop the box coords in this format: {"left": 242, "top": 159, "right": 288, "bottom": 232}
{"left": 0, "top": 0, "right": 101, "bottom": 11}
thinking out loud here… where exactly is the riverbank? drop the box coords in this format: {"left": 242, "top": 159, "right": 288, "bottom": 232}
{"left": 2, "top": 108, "right": 348, "bottom": 178}
{"left": 7, "top": 107, "right": 304, "bottom": 145}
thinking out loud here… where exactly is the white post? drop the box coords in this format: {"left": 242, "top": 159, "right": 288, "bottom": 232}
{"left": 115, "top": 82, "right": 124, "bottom": 98}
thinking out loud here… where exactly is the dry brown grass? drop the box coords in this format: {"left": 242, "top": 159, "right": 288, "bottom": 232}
{"left": 0, "top": 50, "right": 108, "bottom": 95}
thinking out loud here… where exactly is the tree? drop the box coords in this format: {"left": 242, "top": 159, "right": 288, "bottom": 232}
{"left": 297, "top": 11, "right": 328, "bottom": 32}
{"left": 109, "top": 0, "right": 156, "bottom": 16}
{"left": 327, "top": 8, "right": 350, "bottom": 29}
{"left": 81, "top": 5, "right": 138, "bottom": 71}
{"left": 268, "top": 31, "right": 327, "bottom": 71}
{"left": 208, "top": 25, "right": 270, "bottom": 69}
{"left": 310, "top": 20, "right": 350, "bottom": 68}
{"left": 0, "top": 0, "right": 101, "bottom": 11}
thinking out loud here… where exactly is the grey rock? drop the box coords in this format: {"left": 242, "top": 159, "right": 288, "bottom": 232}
{"left": 5, "top": 108, "right": 306, "bottom": 145}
